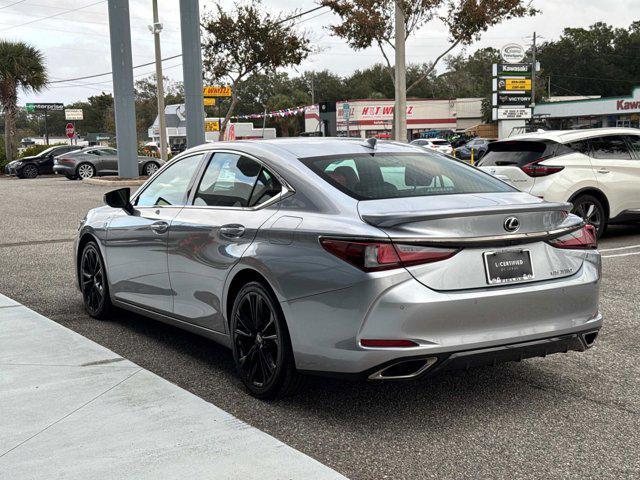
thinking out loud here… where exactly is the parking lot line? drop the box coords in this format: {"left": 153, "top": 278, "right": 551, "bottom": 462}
{"left": 599, "top": 243, "right": 640, "bottom": 252}
{"left": 601, "top": 251, "right": 640, "bottom": 259}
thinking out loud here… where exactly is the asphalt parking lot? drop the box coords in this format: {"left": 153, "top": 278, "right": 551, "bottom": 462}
{"left": 1, "top": 175, "right": 639, "bottom": 479}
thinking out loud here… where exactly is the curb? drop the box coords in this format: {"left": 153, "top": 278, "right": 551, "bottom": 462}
{"left": 82, "top": 177, "right": 147, "bottom": 187}
{"left": 0, "top": 293, "right": 347, "bottom": 480}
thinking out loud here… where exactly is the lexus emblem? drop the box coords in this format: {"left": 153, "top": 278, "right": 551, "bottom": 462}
{"left": 503, "top": 216, "right": 520, "bottom": 233}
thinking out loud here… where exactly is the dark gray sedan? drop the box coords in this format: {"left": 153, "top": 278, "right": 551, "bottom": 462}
{"left": 53, "top": 146, "right": 163, "bottom": 180}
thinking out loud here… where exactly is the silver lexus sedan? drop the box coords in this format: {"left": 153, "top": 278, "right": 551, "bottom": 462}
{"left": 75, "top": 138, "right": 602, "bottom": 398}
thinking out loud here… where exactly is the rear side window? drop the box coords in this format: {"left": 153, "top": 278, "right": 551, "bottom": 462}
{"left": 566, "top": 140, "right": 591, "bottom": 155}
{"left": 300, "top": 152, "right": 513, "bottom": 201}
{"left": 590, "top": 136, "right": 632, "bottom": 160}
{"left": 478, "top": 140, "right": 550, "bottom": 167}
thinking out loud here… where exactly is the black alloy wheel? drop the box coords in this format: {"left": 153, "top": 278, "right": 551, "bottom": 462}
{"left": 230, "top": 282, "right": 301, "bottom": 399}
{"left": 80, "top": 242, "right": 112, "bottom": 319}
{"left": 571, "top": 194, "right": 607, "bottom": 238}
{"left": 21, "top": 164, "right": 39, "bottom": 179}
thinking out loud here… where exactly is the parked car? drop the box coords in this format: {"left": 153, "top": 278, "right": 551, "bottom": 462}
{"left": 410, "top": 138, "right": 453, "bottom": 155}
{"left": 454, "top": 138, "right": 496, "bottom": 161}
{"left": 76, "top": 138, "right": 602, "bottom": 398}
{"left": 477, "top": 127, "right": 640, "bottom": 238}
{"left": 54, "top": 147, "right": 163, "bottom": 180}
{"left": 4, "top": 145, "right": 82, "bottom": 178}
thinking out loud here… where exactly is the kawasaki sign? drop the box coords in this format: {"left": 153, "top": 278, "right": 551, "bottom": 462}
{"left": 617, "top": 100, "right": 640, "bottom": 110}
{"left": 535, "top": 87, "right": 640, "bottom": 118}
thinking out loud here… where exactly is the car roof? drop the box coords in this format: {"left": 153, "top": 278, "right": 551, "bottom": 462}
{"left": 507, "top": 127, "right": 640, "bottom": 144}
{"left": 187, "top": 137, "right": 422, "bottom": 159}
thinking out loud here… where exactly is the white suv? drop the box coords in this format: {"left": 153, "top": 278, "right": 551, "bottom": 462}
{"left": 410, "top": 138, "right": 454, "bottom": 155}
{"left": 478, "top": 128, "right": 640, "bottom": 237}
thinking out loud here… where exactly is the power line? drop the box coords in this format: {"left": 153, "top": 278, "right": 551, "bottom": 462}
{"left": 49, "top": 54, "right": 183, "bottom": 83}
{"left": 49, "top": 5, "right": 327, "bottom": 85}
{"left": 274, "top": 6, "right": 325, "bottom": 25}
{"left": 0, "top": 0, "right": 106, "bottom": 32}
{"left": 0, "top": 0, "right": 26, "bottom": 10}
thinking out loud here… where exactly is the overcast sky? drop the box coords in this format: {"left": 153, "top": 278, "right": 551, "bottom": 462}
{"left": 1, "top": 0, "right": 637, "bottom": 106}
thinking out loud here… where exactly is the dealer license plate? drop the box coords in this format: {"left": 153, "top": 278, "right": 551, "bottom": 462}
{"left": 484, "top": 250, "right": 534, "bottom": 285}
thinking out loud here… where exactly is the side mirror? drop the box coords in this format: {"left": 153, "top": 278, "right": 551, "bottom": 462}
{"left": 104, "top": 188, "right": 135, "bottom": 215}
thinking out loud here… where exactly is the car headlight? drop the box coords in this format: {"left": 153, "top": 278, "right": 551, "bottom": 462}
{"left": 15, "top": 161, "right": 23, "bottom": 167}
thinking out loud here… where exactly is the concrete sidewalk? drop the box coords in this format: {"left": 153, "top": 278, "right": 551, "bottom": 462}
{"left": 0, "top": 293, "right": 346, "bottom": 479}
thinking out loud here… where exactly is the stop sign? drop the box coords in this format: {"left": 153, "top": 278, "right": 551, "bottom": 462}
{"left": 65, "top": 123, "right": 74, "bottom": 139}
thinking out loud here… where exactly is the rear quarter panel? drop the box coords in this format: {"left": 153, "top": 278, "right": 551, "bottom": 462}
{"left": 531, "top": 152, "right": 598, "bottom": 203}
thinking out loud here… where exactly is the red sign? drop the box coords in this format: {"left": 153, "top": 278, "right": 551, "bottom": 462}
{"left": 65, "top": 123, "right": 75, "bottom": 139}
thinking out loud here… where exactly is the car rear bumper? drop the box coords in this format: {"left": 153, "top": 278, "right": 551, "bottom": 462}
{"left": 53, "top": 165, "right": 75, "bottom": 175}
{"left": 283, "top": 255, "right": 601, "bottom": 375}
{"left": 305, "top": 328, "right": 601, "bottom": 381}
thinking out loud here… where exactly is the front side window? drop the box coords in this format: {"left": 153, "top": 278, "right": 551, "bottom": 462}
{"left": 301, "top": 152, "right": 513, "bottom": 200}
{"left": 590, "top": 136, "right": 632, "bottom": 160}
{"left": 136, "top": 154, "right": 203, "bottom": 207}
{"left": 193, "top": 152, "right": 281, "bottom": 207}
{"left": 622, "top": 135, "right": 640, "bottom": 159}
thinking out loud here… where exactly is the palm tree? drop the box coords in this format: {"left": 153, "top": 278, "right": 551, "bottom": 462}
{"left": 0, "top": 41, "right": 48, "bottom": 162}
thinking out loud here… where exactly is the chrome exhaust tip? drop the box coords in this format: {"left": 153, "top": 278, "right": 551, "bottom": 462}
{"left": 581, "top": 330, "right": 599, "bottom": 349}
{"left": 368, "top": 357, "right": 438, "bottom": 380}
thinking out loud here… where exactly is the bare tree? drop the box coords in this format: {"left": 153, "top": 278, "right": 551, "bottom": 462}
{"left": 201, "top": 1, "right": 312, "bottom": 137}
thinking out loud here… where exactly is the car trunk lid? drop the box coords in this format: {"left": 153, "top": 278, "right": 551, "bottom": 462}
{"left": 358, "top": 192, "right": 585, "bottom": 290}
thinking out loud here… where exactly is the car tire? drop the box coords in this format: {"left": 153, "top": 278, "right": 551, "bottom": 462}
{"left": 571, "top": 194, "right": 607, "bottom": 238}
{"left": 143, "top": 161, "right": 160, "bottom": 177}
{"left": 230, "top": 281, "right": 303, "bottom": 399}
{"left": 21, "top": 164, "right": 39, "bottom": 179}
{"left": 77, "top": 163, "right": 96, "bottom": 180}
{"left": 79, "top": 241, "right": 112, "bottom": 319}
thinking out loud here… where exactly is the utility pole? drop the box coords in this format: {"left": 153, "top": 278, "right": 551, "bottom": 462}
{"left": 151, "top": 0, "right": 168, "bottom": 162}
{"left": 394, "top": 1, "right": 407, "bottom": 142}
{"left": 180, "top": 0, "right": 205, "bottom": 148}
{"left": 531, "top": 31, "right": 537, "bottom": 108}
{"left": 107, "top": 0, "right": 138, "bottom": 178}
{"left": 310, "top": 72, "right": 315, "bottom": 105}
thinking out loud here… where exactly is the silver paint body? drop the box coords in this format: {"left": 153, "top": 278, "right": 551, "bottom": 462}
{"left": 75, "top": 139, "right": 602, "bottom": 375}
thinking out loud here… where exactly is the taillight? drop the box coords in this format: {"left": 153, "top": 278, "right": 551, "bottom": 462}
{"left": 320, "top": 238, "right": 459, "bottom": 272}
{"left": 548, "top": 225, "right": 597, "bottom": 249}
{"left": 521, "top": 157, "right": 564, "bottom": 177}
{"left": 58, "top": 157, "right": 74, "bottom": 166}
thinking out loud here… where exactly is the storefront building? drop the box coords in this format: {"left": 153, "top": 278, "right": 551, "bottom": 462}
{"left": 148, "top": 104, "right": 276, "bottom": 145}
{"left": 304, "top": 98, "right": 484, "bottom": 139}
{"left": 534, "top": 87, "right": 640, "bottom": 129}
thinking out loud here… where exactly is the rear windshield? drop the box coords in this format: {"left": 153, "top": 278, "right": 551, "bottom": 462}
{"left": 299, "top": 152, "right": 514, "bottom": 200}
{"left": 430, "top": 140, "right": 449, "bottom": 146}
{"left": 478, "top": 140, "right": 554, "bottom": 167}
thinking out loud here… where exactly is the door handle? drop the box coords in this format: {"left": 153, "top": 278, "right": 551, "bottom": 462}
{"left": 220, "top": 224, "right": 245, "bottom": 238}
{"left": 597, "top": 169, "right": 610, "bottom": 174}
{"left": 150, "top": 221, "right": 169, "bottom": 234}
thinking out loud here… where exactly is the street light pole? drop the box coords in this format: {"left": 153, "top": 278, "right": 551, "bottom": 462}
{"left": 531, "top": 31, "right": 537, "bottom": 108}
{"left": 151, "top": 0, "right": 168, "bottom": 162}
{"left": 394, "top": 1, "right": 407, "bottom": 142}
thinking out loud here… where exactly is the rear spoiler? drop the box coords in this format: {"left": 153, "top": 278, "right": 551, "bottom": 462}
{"left": 361, "top": 201, "right": 572, "bottom": 228}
